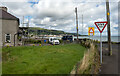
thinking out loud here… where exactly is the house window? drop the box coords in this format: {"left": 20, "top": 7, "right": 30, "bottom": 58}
{"left": 5, "top": 34, "right": 11, "bottom": 43}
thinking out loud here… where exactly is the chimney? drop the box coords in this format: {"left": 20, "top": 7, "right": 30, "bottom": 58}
{"left": 0, "top": 7, "right": 7, "bottom": 12}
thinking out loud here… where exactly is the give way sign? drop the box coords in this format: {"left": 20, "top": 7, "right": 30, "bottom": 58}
{"left": 94, "top": 21, "right": 108, "bottom": 33}
{"left": 94, "top": 21, "right": 108, "bottom": 64}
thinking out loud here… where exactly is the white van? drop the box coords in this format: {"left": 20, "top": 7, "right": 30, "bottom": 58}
{"left": 49, "top": 37, "right": 60, "bottom": 45}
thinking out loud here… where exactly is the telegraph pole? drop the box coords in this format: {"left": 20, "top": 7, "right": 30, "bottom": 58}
{"left": 106, "top": 0, "right": 112, "bottom": 56}
{"left": 27, "top": 16, "right": 30, "bottom": 39}
{"left": 82, "top": 14, "right": 83, "bottom": 35}
{"left": 22, "top": 16, "right": 24, "bottom": 27}
{"left": 75, "top": 7, "right": 79, "bottom": 40}
{"left": 22, "top": 16, "right": 24, "bottom": 45}
{"left": 27, "top": 16, "right": 29, "bottom": 28}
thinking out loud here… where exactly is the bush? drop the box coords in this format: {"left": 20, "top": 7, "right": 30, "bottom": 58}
{"left": 95, "top": 44, "right": 98, "bottom": 48}
{"left": 59, "top": 39, "right": 63, "bottom": 43}
{"left": 37, "top": 40, "right": 41, "bottom": 43}
{"left": 81, "top": 40, "right": 90, "bottom": 48}
{"left": 25, "top": 39, "right": 41, "bottom": 44}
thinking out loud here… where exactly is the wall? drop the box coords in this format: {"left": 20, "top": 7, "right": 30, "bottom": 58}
{"left": 2, "top": 19, "right": 19, "bottom": 46}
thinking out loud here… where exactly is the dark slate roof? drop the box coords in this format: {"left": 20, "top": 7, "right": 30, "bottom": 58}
{"left": 0, "top": 9, "right": 19, "bottom": 21}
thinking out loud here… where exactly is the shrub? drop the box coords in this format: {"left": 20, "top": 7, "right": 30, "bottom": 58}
{"left": 59, "top": 40, "right": 63, "bottom": 43}
{"left": 25, "top": 39, "right": 41, "bottom": 44}
{"left": 81, "top": 40, "right": 91, "bottom": 48}
{"left": 37, "top": 40, "right": 41, "bottom": 44}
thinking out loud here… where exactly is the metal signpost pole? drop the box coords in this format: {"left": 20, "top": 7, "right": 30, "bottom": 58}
{"left": 93, "top": 35, "right": 94, "bottom": 43}
{"left": 95, "top": 21, "right": 107, "bottom": 64}
{"left": 92, "top": 34, "right": 93, "bottom": 43}
{"left": 100, "top": 32, "right": 102, "bottom": 64}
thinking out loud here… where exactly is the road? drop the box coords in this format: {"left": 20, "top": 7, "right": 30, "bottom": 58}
{"left": 97, "top": 43, "right": 119, "bottom": 74}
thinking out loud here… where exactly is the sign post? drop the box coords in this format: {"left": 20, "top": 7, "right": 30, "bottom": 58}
{"left": 95, "top": 21, "right": 108, "bottom": 64}
{"left": 100, "top": 33, "right": 102, "bottom": 63}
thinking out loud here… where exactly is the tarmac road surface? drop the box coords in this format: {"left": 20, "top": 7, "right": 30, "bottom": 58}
{"left": 97, "top": 43, "right": 119, "bottom": 74}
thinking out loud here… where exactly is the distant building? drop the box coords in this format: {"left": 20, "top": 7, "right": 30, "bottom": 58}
{"left": 0, "top": 7, "right": 20, "bottom": 46}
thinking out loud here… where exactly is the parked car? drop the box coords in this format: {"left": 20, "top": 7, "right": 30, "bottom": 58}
{"left": 62, "top": 35, "right": 74, "bottom": 42}
{"left": 49, "top": 37, "right": 60, "bottom": 45}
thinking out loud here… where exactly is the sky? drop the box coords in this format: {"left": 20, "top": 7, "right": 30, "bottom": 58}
{"left": 0, "top": 0, "right": 119, "bottom": 36}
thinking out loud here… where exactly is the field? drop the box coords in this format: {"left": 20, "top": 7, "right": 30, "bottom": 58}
{"left": 2, "top": 44, "right": 86, "bottom": 74}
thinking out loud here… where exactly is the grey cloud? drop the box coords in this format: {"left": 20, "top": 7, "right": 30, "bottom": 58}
{"left": 1, "top": 0, "right": 118, "bottom": 36}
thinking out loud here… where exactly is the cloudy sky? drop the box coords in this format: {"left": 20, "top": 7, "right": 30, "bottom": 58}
{"left": 0, "top": 0, "right": 119, "bottom": 36}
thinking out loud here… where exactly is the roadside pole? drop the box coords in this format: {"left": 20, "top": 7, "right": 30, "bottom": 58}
{"left": 89, "top": 35, "right": 90, "bottom": 42}
{"left": 100, "top": 33, "right": 102, "bottom": 64}
{"left": 75, "top": 7, "right": 79, "bottom": 41}
{"left": 106, "top": 0, "right": 112, "bottom": 56}
{"left": 92, "top": 34, "right": 93, "bottom": 43}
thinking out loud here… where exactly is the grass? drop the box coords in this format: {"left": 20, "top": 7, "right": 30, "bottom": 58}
{"left": 2, "top": 43, "right": 86, "bottom": 74}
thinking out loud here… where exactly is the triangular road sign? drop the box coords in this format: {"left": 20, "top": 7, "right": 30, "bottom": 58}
{"left": 88, "top": 27, "right": 94, "bottom": 36}
{"left": 89, "top": 28, "right": 94, "bottom": 33}
{"left": 94, "top": 21, "right": 108, "bottom": 33}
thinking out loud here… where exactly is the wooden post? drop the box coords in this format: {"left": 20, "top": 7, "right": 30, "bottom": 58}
{"left": 75, "top": 7, "right": 79, "bottom": 40}
{"left": 106, "top": 0, "right": 112, "bottom": 56}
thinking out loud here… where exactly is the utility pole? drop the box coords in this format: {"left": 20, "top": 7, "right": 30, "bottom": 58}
{"left": 106, "top": 0, "right": 112, "bottom": 56}
{"left": 75, "top": 7, "right": 79, "bottom": 40}
{"left": 49, "top": 26, "right": 51, "bottom": 35}
{"left": 22, "top": 16, "right": 24, "bottom": 27}
{"left": 82, "top": 14, "right": 83, "bottom": 35}
{"left": 22, "top": 16, "right": 24, "bottom": 45}
{"left": 22, "top": 16, "right": 30, "bottom": 45}
{"left": 27, "top": 16, "right": 29, "bottom": 28}
{"left": 27, "top": 16, "right": 30, "bottom": 39}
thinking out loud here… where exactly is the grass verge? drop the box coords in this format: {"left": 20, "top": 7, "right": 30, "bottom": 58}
{"left": 2, "top": 43, "right": 86, "bottom": 74}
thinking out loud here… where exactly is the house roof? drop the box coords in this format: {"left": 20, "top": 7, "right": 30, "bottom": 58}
{"left": 0, "top": 9, "right": 19, "bottom": 21}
